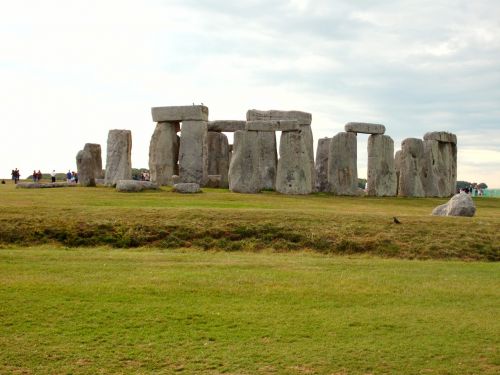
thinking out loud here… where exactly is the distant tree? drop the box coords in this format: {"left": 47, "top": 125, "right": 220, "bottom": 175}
{"left": 358, "top": 178, "right": 367, "bottom": 189}
{"left": 132, "top": 168, "right": 149, "bottom": 180}
{"left": 456, "top": 181, "right": 470, "bottom": 190}
{"left": 478, "top": 182, "right": 488, "bottom": 189}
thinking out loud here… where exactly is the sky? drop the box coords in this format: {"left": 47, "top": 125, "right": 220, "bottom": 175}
{"left": 0, "top": 0, "right": 499, "bottom": 187}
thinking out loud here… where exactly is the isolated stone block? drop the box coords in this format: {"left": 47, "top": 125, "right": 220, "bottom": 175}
{"left": 328, "top": 132, "right": 358, "bottom": 195}
{"left": 105, "top": 129, "right": 132, "bottom": 187}
{"left": 76, "top": 149, "right": 96, "bottom": 187}
{"left": 178, "top": 121, "right": 208, "bottom": 185}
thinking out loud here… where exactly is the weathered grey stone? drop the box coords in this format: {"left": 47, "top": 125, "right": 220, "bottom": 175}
{"left": 173, "top": 182, "right": 201, "bottom": 193}
{"left": 327, "top": 132, "right": 358, "bottom": 195}
{"left": 178, "top": 121, "right": 208, "bottom": 185}
{"left": 398, "top": 138, "right": 425, "bottom": 197}
{"left": 171, "top": 175, "right": 180, "bottom": 185}
{"left": 228, "top": 131, "right": 262, "bottom": 193}
{"left": 151, "top": 105, "right": 208, "bottom": 122}
{"left": 207, "top": 120, "right": 246, "bottom": 132}
{"left": 245, "top": 120, "right": 299, "bottom": 132}
{"left": 205, "top": 175, "right": 222, "bottom": 188}
{"left": 207, "top": 132, "right": 229, "bottom": 188}
{"left": 76, "top": 149, "right": 96, "bottom": 187}
{"left": 246, "top": 109, "right": 312, "bottom": 125}
{"left": 423, "top": 137, "right": 457, "bottom": 197}
{"left": 423, "top": 131, "right": 457, "bottom": 144}
{"left": 300, "top": 124, "right": 315, "bottom": 191}
{"left": 83, "top": 143, "right": 103, "bottom": 179}
{"left": 367, "top": 135, "right": 397, "bottom": 196}
{"left": 16, "top": 182, "right": 76, "bottom": 189}
{"left": 116, "top": 180, "right": 159, "bottom": 192}
{"left": 104, "top": 130, "right": 132, "bottom": 187}
{"left": 394, "top": 150, "right": 402, "bottom": 196}
{"left": 276, "top": 131, "right": 312, "bottom": 194}
{"left": 345, "top": 122, "right": 385, "bottom": 135}
{"left": 315, "top": 137, "right": 331, "bottom": 192}
{"left": 149, "top": 122, "right": 179, "bottom": 186}
{"left": 258, "top": 132, "right": 278, "bottom": 190}
{"left": 432, "top": 192, "right": 476, "bottom": 217}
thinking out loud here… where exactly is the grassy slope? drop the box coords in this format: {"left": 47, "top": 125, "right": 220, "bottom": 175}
{"left": 0, "top": 182, "right": 499, "bottom": 259}
{"left": 0, "top": 247, "right": 499, "bottom": 374}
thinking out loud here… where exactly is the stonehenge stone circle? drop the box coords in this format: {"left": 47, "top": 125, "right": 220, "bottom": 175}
{"left": 83, "top": 143, "right": 103, "bottom": 179}
{"left": 104, "top": 129, "right": 132, "bottom": 187}
{"left": 152, "top": 105, "right": 208, "bottom": 122}
{"left": 432, "top": 192, "right": 476, "bottom": 217}
{"left": 276, "top": 131, "right": 312, "bottom": 195}
{"left": 367, "top": 134, "right": 397, "bottom": 196}
{"left": 314, "top": 137, "right": 331, "bottom": 192}
{"left": 345, "top": 122, "right": 386, "bottom": 134}
{"left": 398, "top": 138, "right": 425, "bottom": 197}
{"left": 76, "top": 149, "right": 96, "bottom": 187}
{"left": 149, "top": 122, "right": 179, "bottom": 186}
{"left": 178, "top": 120, "right": 208, "bottom": 185}
{"left": 207, "top": 132, "right": 230, "bottom": 188}
{"left": 207, "top": 120, "right": 246, "bottom": 132}
{"left": 328, "top": 132, "right": 358, "bottom": 195}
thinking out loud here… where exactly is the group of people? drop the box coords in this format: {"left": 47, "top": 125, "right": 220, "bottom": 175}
{"left": 32, "top": 170, "right": 43, "bottom": 182}
{"left": 140, "top": 171, "right": 150, "bottom": 181}
{"left": 11, "top": 168, "right": 20, "bottom": 184}
{"left": 66, "top": 170, "right": 79, "bottom": 184}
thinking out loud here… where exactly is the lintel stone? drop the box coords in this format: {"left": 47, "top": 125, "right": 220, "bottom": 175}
{"left": 345, "top": 122, "right": 385, "bottom": 135}
{"left": 245, "top": 120, "right": 299, "bottom": 132}
{"left": 246, "top": 109, "right": 312, "bottom": 125}
{"left": 151, "top": 105, "right": 209, "bottom": 122}
{"left": 423, "top": 131, "right": 457, "bottom": 144}
{"left": 207, "top": 120, "right": 246, "bottom": 132}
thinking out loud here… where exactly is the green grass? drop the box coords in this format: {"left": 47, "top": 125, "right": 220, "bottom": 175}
{"left": 0, "top": 181, "right": 498, "bottom": 260}
{"left": 0, "top": 247, "right": 499, "bottom": 374}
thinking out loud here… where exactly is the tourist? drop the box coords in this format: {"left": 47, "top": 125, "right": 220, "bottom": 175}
{"left": 12, "top": 168, "right": 20, "bottom": 184}
{"left": 72, "top": 171, "right": 79, "bottom": 184}
{"left": 32, "top": 170, "right": 37, "bottom": 182}
{"left": 66, "top": 170, "right": 72, "bottom": 183}
{"left": 37, "top": 170, "right": 42, "bottom": 182}
{"left": 51, "top": 170, "right": 56, "bottom": 183}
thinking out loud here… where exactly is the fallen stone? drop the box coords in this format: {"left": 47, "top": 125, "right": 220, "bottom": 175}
{"left": 432, "top": 192, "right": 476, "bottom": 217}
{"left": 83, "top": 143, "right": 103, "bottom": 179}
{"left": 314, "top": 137, "right": 331, "bottom": 192}
{"left": 16, "top": 182, "right": 76, "bottom": 189}
{"left": 104, "top": 129, "right": 132, "bottom": 187}
{"left": 345, "top": 122, "right": 386, "bottom": 135}
{"left": 207, "top": 120, "right": 246, "bottom": 132}
{"left": 245, "top": 120, "right": 299, "bottom": 132}
{"left": 205, "top": 175, "right": 222, "bottom": 188}
{"left": 149, "top": 122, "right": 179, "bottom": 186}
{"left": 367, "top": 134, "right": 397, "bottom": 196}
{"left": 207, "top": 132, "right": 230, "bottom": 188}
{"left": 423, "top": 131, "right": 457, "bottom": 144}
{"left": 276, "top": 131, "right": 312, "bottom": 195}
{"left": 246, "top": 109, "right": 312, "bottom": 125}
{"left": 178, "top": 121, "right": 208, "bottom": 185}
{"left": 151, "top": 105, "right": 209, "bottom": 122}
{"left": 398, "top": 138, "right": 425, "bottom": 197}
{"left": 328, "top": 132, "right": 358, "bottom": 195}
{"left": 116, "top": 180, "right": 159, "bottom": 192}
{"left": 76, "top": 149, "right": 96, "bottom": 187}
{"left": 173, "top": 182, "right": 201, "bottom": 193}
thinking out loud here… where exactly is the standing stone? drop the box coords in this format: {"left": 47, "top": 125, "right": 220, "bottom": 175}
{"left": 228, "top": 131, "right": 261, "bottom": 193}
{"left": 258, "top": 131, "right": 278, "bottom": 190}
{"left": 300, "top": 124, "right": 315, "bottom": 191}
{"left": 83, "top": 143, "right": 103, "bottom": 179}
{"left": 76, "top": 149, "right": 96, "bottom": 187}
{"left": 207, "top": 132, "right": 230, "bottom": 188}
{"left": 149, "top": 122, "right": 179, "bottom": 186}
{"left": 398, "top": 138, "right": 425, "bottom": 197}
{"left": 276, "top": 131, "right": 312, "bottom": 194}
{"left": 423, "top": 132, "right": 457, "bottom": 197}
{"left": 315, "top": 137, "right": 331, "bottom": 192}
{"left": 328, "top": 132, "right": 358, "bottom": 195}
{"left": 367, "top": 135, "right": 397, "bottom": 196}
{"left": 104, "top": 130, "right": 132, "bottom": 187}
{"left": 394, "top": 150, "right": 402, "bottom": 196}
{"left": 178, "top": 121, "right": 208, "bottom": 185}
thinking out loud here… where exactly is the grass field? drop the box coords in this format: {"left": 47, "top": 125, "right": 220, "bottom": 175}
{"left": 0, "top": 181, "right": 499, "bottom": 373}
{"left": 1, "top": 247, "right": 499, "bottom": 374}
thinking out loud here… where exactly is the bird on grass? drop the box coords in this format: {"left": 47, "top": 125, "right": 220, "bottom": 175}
{"left": 393, "top": 217, "right": 401, "bottom": 224}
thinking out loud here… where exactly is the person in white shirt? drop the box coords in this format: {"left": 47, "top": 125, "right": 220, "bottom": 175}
{"left": 51, "top": 170, "right": 56, "bottom": 183}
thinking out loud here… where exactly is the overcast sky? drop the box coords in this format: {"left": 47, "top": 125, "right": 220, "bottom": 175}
{"left": 1, "top": 0, "right": 499, "bottom": 186}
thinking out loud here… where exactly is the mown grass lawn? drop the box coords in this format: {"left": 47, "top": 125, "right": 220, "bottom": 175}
{"left": 0, "top": 247, "right": 499, "bottom": 374}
